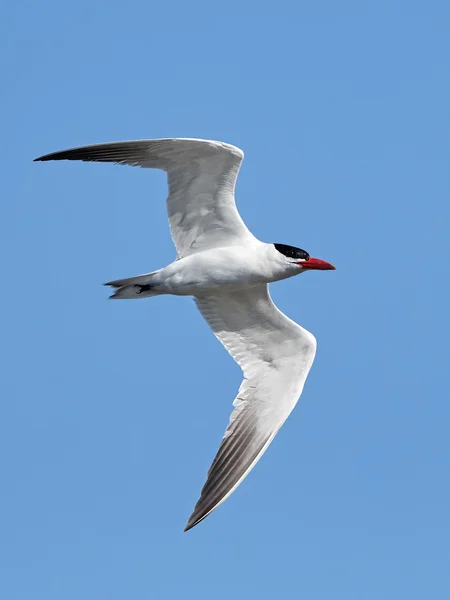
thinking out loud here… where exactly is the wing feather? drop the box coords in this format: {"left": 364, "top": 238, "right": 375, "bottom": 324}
{"left": 34, "top": 138, "right": 255, "bottom": 257}
{"left": 184, "top": 285, "right": 317, "bottom": 531}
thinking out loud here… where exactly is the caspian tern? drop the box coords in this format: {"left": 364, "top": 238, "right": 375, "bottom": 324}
{"left": 34, "top": 138, "right": 335, "bottom": 531}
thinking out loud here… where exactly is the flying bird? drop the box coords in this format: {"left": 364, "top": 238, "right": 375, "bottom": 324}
{"left": 34, "top": 138, "right": 335, "bottom": 531}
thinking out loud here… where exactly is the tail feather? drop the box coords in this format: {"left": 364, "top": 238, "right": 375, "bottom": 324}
{"left": 104, "top": 271, "right": 161, "bottom": 299}
{"left": 104, "top": 272, "right": 156, "bottom": 289}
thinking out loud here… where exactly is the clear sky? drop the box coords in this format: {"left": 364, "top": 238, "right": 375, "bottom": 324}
{"left": 2, "top": 1, "right": 450, "bottom": 598}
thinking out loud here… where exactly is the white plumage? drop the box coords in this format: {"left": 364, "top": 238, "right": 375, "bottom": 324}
{"left": 35, "top": 138, "right": 335, "bottom": 531}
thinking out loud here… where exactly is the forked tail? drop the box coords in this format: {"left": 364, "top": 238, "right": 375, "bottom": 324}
{"left": 104, "top": 272, "right": 161, "bottom": 299}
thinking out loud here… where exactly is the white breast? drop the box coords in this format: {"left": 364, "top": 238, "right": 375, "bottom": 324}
{"left": 158, "top": 243, "right": 296, "bottom": 295}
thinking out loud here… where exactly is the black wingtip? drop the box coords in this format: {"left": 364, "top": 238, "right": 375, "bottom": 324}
{"left": 33, "top": 152, "right": 64, "bottom": 162}
{"left": 183, "top": 520, "right": 196, "bottom": 533}
{"left": 34, "top": 153, "right": 57, "bottom": 162}
{"left": 184, "top": 509, "right": 202, "bottom": 532}
{"left": 183, "top": 509, "right": 210, "bottom": 532}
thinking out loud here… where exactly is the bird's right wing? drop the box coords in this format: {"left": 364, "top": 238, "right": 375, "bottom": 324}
{"left": 34, "top": 138, "right": 256, "bottom": 258}
{"left": 185, "top": 284, "right": 317, "bottom": 531}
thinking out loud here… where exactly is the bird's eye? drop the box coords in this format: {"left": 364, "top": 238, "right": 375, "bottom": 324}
{"left": 274, "top": 243, "right": 310, "bottom": 260}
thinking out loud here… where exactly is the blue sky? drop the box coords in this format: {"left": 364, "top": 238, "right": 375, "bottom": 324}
{"left": 2, "top": 0, "right": 450, "bottom": 598}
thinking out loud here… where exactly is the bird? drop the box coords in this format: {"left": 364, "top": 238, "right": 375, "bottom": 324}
{"left": 34, "top": 138, "right": 335, "bottom": 531}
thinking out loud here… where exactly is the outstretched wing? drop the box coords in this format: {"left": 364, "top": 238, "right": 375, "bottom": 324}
{"left": 185, "top": 284, "right": 317, "bottom": 531}
{"left": 34, "top": 138, "right": 256, "bottom": 258}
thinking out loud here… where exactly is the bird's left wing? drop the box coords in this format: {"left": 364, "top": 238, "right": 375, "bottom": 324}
{"left": 34, "top": 138, "right": 256, "bottom": 258}
{"left": 185, "top": 284, "right": 317, "bottom": 531}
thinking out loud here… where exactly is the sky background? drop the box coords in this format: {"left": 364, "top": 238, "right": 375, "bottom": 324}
{"left": 2, "top": 1, "right": 450, "bottom": 598}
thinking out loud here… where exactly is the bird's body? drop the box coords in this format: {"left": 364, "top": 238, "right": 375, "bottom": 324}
{"left": 35, "top": 138, "right": 335, "bottom": 531}
{"left": 111, "top": 242, "right": 304, "bottom": 298}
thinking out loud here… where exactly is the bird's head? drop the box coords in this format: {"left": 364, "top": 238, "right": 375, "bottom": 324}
{"left": 273, "top": 243, "right": 336, "bottom": 272}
